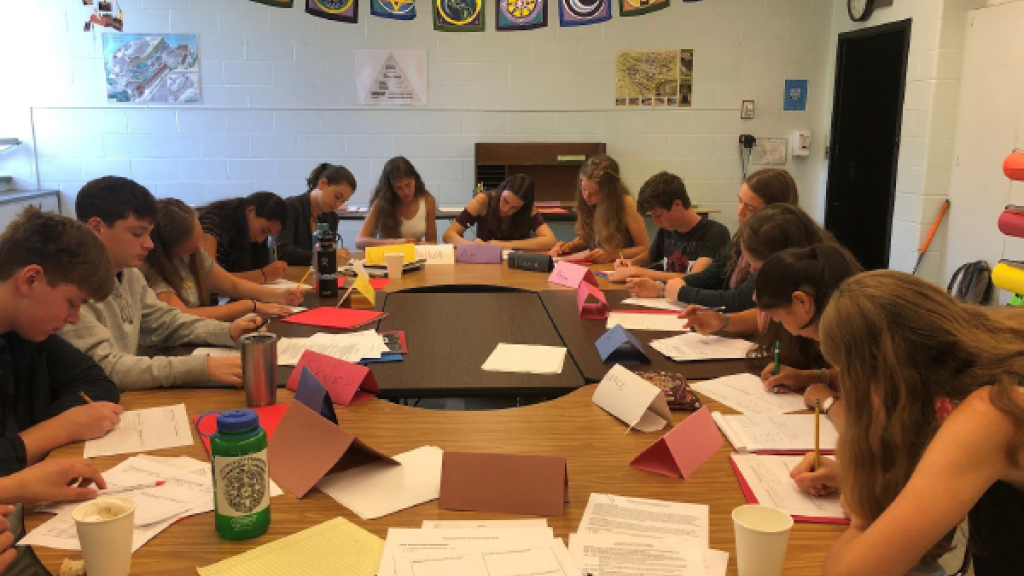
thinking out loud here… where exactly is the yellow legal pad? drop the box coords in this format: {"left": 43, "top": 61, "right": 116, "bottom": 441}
{"left": 364, "top": 243, "right": 416, "bottom": 266}
{"left": 195, "top": 517, "right": 384, "bottom": 576}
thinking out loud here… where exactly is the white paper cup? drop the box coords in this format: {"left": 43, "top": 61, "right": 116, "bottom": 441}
{"left": 73, "top": 497, "right": 136, "bottom": 576}
{"left": 732, "top": 504, "right": 794, "bottom": 576}
{"left": 385, "top": 253, "right": 404, "bottom": 279}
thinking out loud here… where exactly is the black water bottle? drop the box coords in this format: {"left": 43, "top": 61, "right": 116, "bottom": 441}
{"left": 316, "top": 228, "right": 338, "bottom": 298}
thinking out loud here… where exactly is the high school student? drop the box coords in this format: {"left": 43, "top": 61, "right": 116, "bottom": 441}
{"left": 609, "top": 171, "right": 729, "bottom": 281}
{"left": 198, "top": 192, "right": 290, "bottom": 284}
{"left": 548, "top": 155, "right": 650, "bottom": 264}
{"left": 142, "top": 199, "right": 305, "bottom": 322}
{"left": 442, "top": 174, "right": 557, "bottom": 251}
{"left": 794, "top": 271, "right": 1024, "bottom": 576}
{"left": 356, "top": 156, "right": 437, "bottom": 247}
{"left": 276, "top": 162, "right": 355, "bottom": 266}
{"left": 61, "top": 177, "right": 261, "bottom": 390}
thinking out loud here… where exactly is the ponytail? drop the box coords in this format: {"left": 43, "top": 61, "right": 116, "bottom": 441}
{"left": 306, "top": 163, "right": 357, "bottom": 194}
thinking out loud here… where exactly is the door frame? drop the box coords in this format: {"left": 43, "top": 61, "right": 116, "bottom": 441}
{"left": 825, "top": 18, "right": 912, "bottom": 269}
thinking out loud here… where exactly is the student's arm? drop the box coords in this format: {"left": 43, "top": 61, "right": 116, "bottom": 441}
{"left": 691, "top": 221, "right": 731, "bottom": 275}
{"left": 550, "top": 237, "right": 586, "bottom": 257}
{"left": 821, "top": 388, "right": 1016, "bottom": 576}
{"left": 138, "top": 281, "right": 236, "bottom": 350}
{"left": 355, "top": 202, "right": 406, "bottom": 248}
{"left": 669, "top": 271, "right": 756, "bottom": 312}
{"left": 682, "top": 244, "right": 732, "bottom": 289}
{"left": 442, "top": 195, "right": 487, "bottom": 245}
{"left": 206, "top": 263, "right": 303, "bottom": 314}
{"left": 0, "top": 459, "right": 107, "bottom": 505}
{"left": 155, "top": 291, "right": 254, "bottom": 322}
{"left": 495, "top": 210, "right": 558, "bottom": 251}
{"left": 423, "top": 194, "right": 438, "bottom": 244}
{"left": 680, "top": 307, "right": 759, "bottom": 336}
{"left": 275, "top": 201, "right": 314, "bottom": 266}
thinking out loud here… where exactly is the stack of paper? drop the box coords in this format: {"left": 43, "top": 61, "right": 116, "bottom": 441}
{"left": 379, "top": 525, "right": 579, "bottom": 576}
{"left": 691, "top": 374, "right": 807, "bottom": 414}
{"left": 620, "top": 297, "right": 687, "bottom": 311}
{"left": 607, "top": 311, "right": 686, "bottom": 331}
{"left": 568, "top": 493, "right": 728, "bottom": 576}
{"left": 649, "top": 332, "right": 753, "bottom": 361}
{"left": 23, "top": 455, "right": 284, "bottom": 553}
{"left": 712, "top": 412, "right": 839, "bottom": 453}
{"left": 481, "top": 344, "right": 567, "bottom": 375}
{"left": 192, "top": 330, "right": 393, "bottom": 366}
{"left": 83, "top": 404, "right": 194, "bottom": 458}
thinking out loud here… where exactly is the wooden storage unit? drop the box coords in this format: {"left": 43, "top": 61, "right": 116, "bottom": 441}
{"left": 474, "top": 142, "right": 606, "bottom": 202}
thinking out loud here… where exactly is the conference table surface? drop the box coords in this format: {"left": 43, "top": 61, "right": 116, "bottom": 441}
{"left": 31, "top": 387, "right": 844, "bottom": 576}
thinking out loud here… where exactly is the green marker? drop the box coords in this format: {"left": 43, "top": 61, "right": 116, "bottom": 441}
{"left": 773, "top": 341, "right": 781, "bottom": 376}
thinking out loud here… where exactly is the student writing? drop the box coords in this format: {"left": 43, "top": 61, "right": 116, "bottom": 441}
{"left": 356, "top": 156, "right": 437, "bottom": 248}
{"left": 198, "top": 192, "right": 290, "bottom": 284}
{"left": 608, "top": 171, "right": 729, "bottom": 282}
{"left": 548, "top": 155, "right": 650, "bottom": 263}
{"left": 142, "top": 199, "right": 305, "bottom": 322}
{"left": 442, "top": 174, "right": 557, "bottom": 251}
{"left": 276, "top": 163, "right": 355, "bottom": 266}
{"left": 61, "top": 177, "right": 262, "bottom": 390}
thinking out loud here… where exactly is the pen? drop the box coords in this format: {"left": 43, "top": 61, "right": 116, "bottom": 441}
{"left": 79, "top": 391, "right": 93, "bottom": 404}
{"left": 813, "top": 399, "right": 821, "bottom": 472}
{"left": 297, "top": 267, "right": 312, "bottom": 288}
{"left": 773, "top": 341, "right": 781, "bottom": 376}
{"left": 687, "top": 305, "right": 726, "bottom": 313}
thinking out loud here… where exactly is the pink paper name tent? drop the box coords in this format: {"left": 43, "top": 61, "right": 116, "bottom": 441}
{"left": 548, "top": 261, "right": 597, "bottom": 289}
{"left": 285, "top": 350, "right": 379, "bottom": 407}
{"left": 455, "top": 243, "right": 503, "bottom": 264}
{"left": 630, "top": 407, "right": 724, "bottom": 478}
{"left": 577, "top": 281, "right": 608, "bottom": 319}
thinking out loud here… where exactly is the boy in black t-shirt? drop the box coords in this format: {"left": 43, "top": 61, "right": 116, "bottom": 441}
{"left": 609, "top": 171, "right": 730, "bottom": 282}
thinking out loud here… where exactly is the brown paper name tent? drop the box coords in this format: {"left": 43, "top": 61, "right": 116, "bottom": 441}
{"left": 438, "top": 452, "right": 569, "bottom": 517}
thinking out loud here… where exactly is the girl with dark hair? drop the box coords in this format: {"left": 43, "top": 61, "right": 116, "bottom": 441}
{"left": 795, "top": 271, "right": 1024, "bottom": 576}
{"left": 356, "top": 156, "right": 437, "bottom": 248}
{"left": 548, "top": 155, "right": 649, "bottom": 263}
{"left": 627, "top": 168, "right": 800, "bottom": 310}
{"left": 441, "top": 174, "right": 557, "bottom": 251}
{"left": 198, "top": 192, "right": 290, "bottom": 284}
{"left": 142, "top": 199, "right": 304, "bottom": 322}
{"left": 276, "top": 163, "right": 356, "bottom": 266}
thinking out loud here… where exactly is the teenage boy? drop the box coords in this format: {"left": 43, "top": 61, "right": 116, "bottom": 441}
{"left": 61, "top": 176, "right": 261, "bottom": 390}
{"left": 0, "top": 208, "right": 122, "bottom": 476}
{"left": 609, "top": 171, "right": 730, "bottom": 282}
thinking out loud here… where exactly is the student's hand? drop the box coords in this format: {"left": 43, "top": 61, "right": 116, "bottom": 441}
{"left": 585, "top": 248, "right": 614, "bottom": 263}
{"left": 0, "top": 505, "right": 14, "bottom": 572}
{"left": 473, "top": 238, "right": 486, "bottom": 244}
{"left": 664, "top": 277, "right": 685, "bottom": 302}
{"left": 760, "top": 364, "right": 810, "bottom": 394}
{"left": 262, "top": 261, "right": 289, "bottom": 282}
{"left": 56, "top": 402, "right": 124, "bottom": 443}
{"left": 0, "top": 459, "right": 107, "bottom": 505}
{"left": 626, "top": 277, "right": 660, "bottom": 298}
{"left": 206, "top": 356, "right": 243, "bottom": 387}
{"left": 268, "top": 286, "right": 305, "bottom": 306}
{"left": 804, "top": 384, "right": 837, "bottom": 410}
{"left": 336, "top": 247, "right": 351, "bottom": 266}
{"left": 607, "top": 266, "right": 637, "bottom": 282}
{"left": 229, "top": 315, "right": 264, "bottom": 344}
{"left": 549, "top": 242, "right": 570, "bottom": 256}
{"left": 614, "top": 258, "right": 630, "bottom": 270}
{"left": 679, "top": 306, "right": 727, "bottom": 335}
{"left": 790, "top": 454, "right": 840, "bottom": 498}
{"left": 255, "top": 301, "right": 294, "bottom": 316}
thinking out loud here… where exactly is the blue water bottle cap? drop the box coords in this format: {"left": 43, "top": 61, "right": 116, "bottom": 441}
{"left": 216, "top": 409, "right": 260, "bottom": 433}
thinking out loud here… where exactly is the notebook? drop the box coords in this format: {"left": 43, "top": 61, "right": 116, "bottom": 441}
{"left": 711, "top": 412, "right": 838, "bottom": 453}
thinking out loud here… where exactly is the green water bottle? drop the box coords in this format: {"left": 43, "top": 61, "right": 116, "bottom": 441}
{"left": 210, "top": 409, "right": 270, "bottom": 540}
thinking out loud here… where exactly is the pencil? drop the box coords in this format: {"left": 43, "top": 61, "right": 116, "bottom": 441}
{"left": 813, "top": 399, "right": 821, "bottom": 472}
{"left": 79, "top": 391, "right": 94, "bottom": 404}
{"left": 297, "top": 267, "right": 312, "bottom": 288}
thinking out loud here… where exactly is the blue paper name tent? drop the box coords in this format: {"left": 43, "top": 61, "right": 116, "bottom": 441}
{"left": 595, "top": 324, "right": 650, "bottom": 364}
{"left": 294, "top": 366, "right": 338, "bottom": 424}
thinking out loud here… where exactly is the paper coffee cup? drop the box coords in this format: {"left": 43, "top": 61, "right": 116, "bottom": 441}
{"left": 732, "top": 504, "right": 793, "bottom": 576}
{"left": 73, "top": 497, "right": 136, "bottom": 576}
{"left": 385, "top": 253, "right": 404, "bottom": 279}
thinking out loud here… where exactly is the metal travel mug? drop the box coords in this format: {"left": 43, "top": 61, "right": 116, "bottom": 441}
{"left": 240, "top": 333, "right": 278, "bottom": 407}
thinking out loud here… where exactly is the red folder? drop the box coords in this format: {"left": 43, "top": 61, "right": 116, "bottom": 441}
{"left": 193, "top": 403, "right": 290, "bottom": 457}
{"left": 729, "top": 454, "right": 849, "bottom": 525}
{"left": 280, "top": 307, "right": 385, "bottom": 330}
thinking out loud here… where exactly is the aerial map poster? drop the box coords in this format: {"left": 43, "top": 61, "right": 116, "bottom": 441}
{"left": 615, "top": 49, "right": 693, "bottom": 108}
{"left": 103, "top": 34, "right": 200, "bottom": 104}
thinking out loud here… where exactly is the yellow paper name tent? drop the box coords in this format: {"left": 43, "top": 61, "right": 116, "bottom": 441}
{"left": 364, "top": 244, "right": 416, "bottom": 266}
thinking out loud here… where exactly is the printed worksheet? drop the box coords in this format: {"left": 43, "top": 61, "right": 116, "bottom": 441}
{"left": 83, "top": 404, "right": 193, "bottom": 458}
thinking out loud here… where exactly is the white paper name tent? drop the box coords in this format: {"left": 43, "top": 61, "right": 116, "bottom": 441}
{"left": 83, "top": 404, "right": 194, "bottom": 458}
{"left": 577, "top": 281, "right": 608, "bottom": 319}
{"left": 316, "top": 446, "right": 443, "bottom": 520}
{"left": 649, "top": 332, "right": 753, "bottom": 361}
{"left": 269, "top": 377, "right": 395, "bottom": 497}
{"left": 691, "top": 374, "right": 806, "bottom": 414}
{"left": 547, "top": 261, "right": 597, "bottom": 289}
{"left": 592, "top": 365, "right": 672, "bottom": 432}
{"left": 415, "top": 243, "right": 455, "bottom": 265}
{"left": 285, "top": 349, "right": 379, "bottom": 407}
{"left": 712, "top": 412, "right": 839, "bottom": 453}
{"left": 631, "top": 407, "right": 724, "bottom": 478}
{"left": 606, "top": 310, "right": 686, "bottom": 332}
{"left": 595, "top": 324, "right": 649, "bottom": 364}
{"left": 730, "top": 453, "right": 847, "bottom": 523}
{"left": 481, "top": 343, "right": 567, "bottom": 375}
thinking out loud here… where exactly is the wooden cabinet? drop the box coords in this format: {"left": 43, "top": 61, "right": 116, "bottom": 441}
{"left": 474, "top": 142, "right": 606, "bottom": 202}
{"left": 0, "top": 190, "right": 61, "bottom": 231}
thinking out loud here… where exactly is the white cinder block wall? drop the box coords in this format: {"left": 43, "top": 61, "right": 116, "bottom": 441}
{"left": 3, "top": 0, "right": 834, "bottom": 246}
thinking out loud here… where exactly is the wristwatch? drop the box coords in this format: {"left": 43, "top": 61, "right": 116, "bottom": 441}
{"left": 821, "top": 396, "right": 836, "bottom": 414}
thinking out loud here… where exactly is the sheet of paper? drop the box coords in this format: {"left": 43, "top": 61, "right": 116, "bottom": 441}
{"left": 553, "top": 250, "right": 593, "bottom": 262}
{"left": 607, "top": 312, "right": 686, "bottom": 332}
{"left": 415, "top": 244, "right": 456, "bottom": 265}
{"left": 378, "top": 528, "right": 555, "bottom": 576}
{"left": 83, "top": 404, "right": 193, "bottom": 458}
{"left": 704, "top": 549, "right": 729, "bottom": 576}
{"left": 265, "top": 278, "right": 300, "bottom": 287}
{"left": 190, "top": 347, "right": 240, "bottom": 357}
{"left": 691, "top": 374, "right": 807, "bottom": 414}
{"left": 620, "top": 297, "right": 687, "bottom": 311}
{"left": 572, "top": 533, "right": 706, "bottom": 576}
{"left": 317, "top": 446, "right": 442, "bottom": 520}
{"left": 481, "top": 344, "right": 566, "bottom": 375}
{"left": 591, "top": 365, "right": 670, "bottom": 432}
{"left": 197, "top": 517, "right": 384, "bottom": 576}
{"left": 731, "top": 454, "right": 844, "bottom": 519}
{"left": 649, "top": 332, "right": 753, "bottom": 361}
{"left": 394, "top": 537, "right": 579, "bottom": 576}
{"left": 577, "top": 493, "right": 710, "bottom": 550}
{"left": 712, "top": 412, "right": 839, "bottom": 453}
{"left": 421, "top": 519, "right": 549, "bottom": 530}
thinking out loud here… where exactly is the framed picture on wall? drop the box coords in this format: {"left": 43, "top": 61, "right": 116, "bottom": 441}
{"left": 102, "top": 34, "right": 201, "bottom": 104}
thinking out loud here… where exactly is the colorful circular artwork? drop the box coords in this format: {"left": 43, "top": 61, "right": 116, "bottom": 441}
{"left": 565, "top": 0, "right": 603, "bottom": 18}
{"left": 502, "top": 0, "right": 539, "bottom": 22}
{"left": 436, "top": 0, "right": 481, "bottom": 24}
{"left": 313, "top": 0, "right": 355, "bottom": 12}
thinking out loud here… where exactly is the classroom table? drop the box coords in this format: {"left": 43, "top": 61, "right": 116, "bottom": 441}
{"left": 29, "top": 386, "right": 844, "bottom": 576}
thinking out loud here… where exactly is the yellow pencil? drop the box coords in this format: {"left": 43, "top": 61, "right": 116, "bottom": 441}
{"left": 297, "top": 267, "right": 312, "bottom": 288}
{"left": 79, "top": 391, "right": 93, "bottom": 404}
{"left": 273, "top": 245, "right": 278, "bottom": 262}
{"left": 813, "top": 399, "right": 821, "bottom": 472}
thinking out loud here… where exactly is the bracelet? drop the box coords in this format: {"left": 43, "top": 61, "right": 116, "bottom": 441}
{"left": 814, "top": 369, "right": 823, "bottom": 383}
{"left": 260, "top": 268, "right": 267, "bottom": 282}
{"left": 714, "top": 313, "right": 731, "bottom": 335}
{"left": 251, "top": 300, "right": 257, "bottom": 313}
{"left": 656, "top": 281, "right": 665, "bottom": 298}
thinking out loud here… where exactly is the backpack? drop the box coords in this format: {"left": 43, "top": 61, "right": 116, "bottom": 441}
{"left": 947, "top": 260, "right": 995, "bottom": 305}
